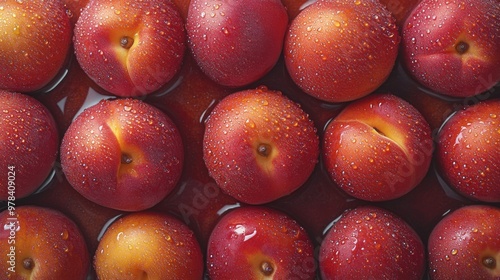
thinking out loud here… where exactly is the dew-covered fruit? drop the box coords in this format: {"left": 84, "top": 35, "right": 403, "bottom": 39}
{"left": 94, "top": 211, "right": 204, "bottom": 279}
{"left": 0, "top": 90, "right": 59, "bottom": 200}
{"left": 284, "top": 0, "right": 400, "bottom": 103}
{"left": 73, "top": 0, "right": 186, "bottom": 97}
{"left": 60, "top": 98, "right": 184, "bottom": 211}
{"left": 207, "top": 206, "right": 316, "bottom": 280}
{"left": 186, "top": 0, "right": 288, "bottom": 87}
{"left": 203, "top": 86, "right": 319, "bottom": 204}
{"left": 0, "top": 206, "right": 90, "bottom": 279}
{"left": 436, "top": 99, "right": 500, "bottom": 202}
{"left": 0, "top": 0, "right": 72, "bottom": 92}
{"left": 428, "top": 205, "right": 500, "bottom": 279}
{"left": 319, "top": 206, "right": 426, "bottom": 280}
{"left": 323, "top": 93, "right": 433, "bottom": 201}
{"left": 401, "top": 0, "right": 500, "bottom": 97}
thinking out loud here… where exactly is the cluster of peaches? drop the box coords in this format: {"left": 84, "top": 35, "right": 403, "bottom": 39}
{"left": 0, "top": 0, "right": 499, "bottom": 279}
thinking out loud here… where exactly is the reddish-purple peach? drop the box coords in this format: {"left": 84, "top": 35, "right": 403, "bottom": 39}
{"left": 0, "top": 90, "right": 59, "bottom": 200}
{"left": 0, "top": 0, "right": 72, "bottom": 92}
{"left": 323, "top": 93, "right": 433, "bottom": 201}
{"left": 320, "top": 206, "right": 426, "bottom": 280}
{"left": 74, "top": 0, "right": 186, "bottom": 97}
{"left": 436, "top": 99, "right": 500, "bottom": 202}
{"left": 401, "top": 0, "right": 500, "bottom": 97}
{"left": 207, "top": 206, "right": 316, "bottom": 279}
{"left": 285, "top": 0, "right": 400, "bottom": 102}
{"left": 60, "top": 98, "right": 184, "bottom": 211}
{"left": 203, "top": 86, "right": 319, "bottom": 204}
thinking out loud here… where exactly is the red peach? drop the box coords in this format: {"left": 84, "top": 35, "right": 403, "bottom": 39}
{"left": 0, "top": 0, "right": 72, "bottom": 92}
{"left": 428, "top": 205, "right": 500, "bottom": 279}
{"left": 284, "top": 0, "right": 400, "bottom": 102}
{"left": 0, "top": 90, "right": 59, "bottom": 200}
{"left": 60, "top": 98, "right": 184, "bottom": 211}
{"left": 0, "top": 206, "right": 90, "bottom": 279}
{"left": 74, "top": 0, "right": 186, "bottom": 97}
{"left": 401, "top": 0, "right": 500, "bottom": 97}
{"left": 323, "top": 93, "right": 433, "bottom": 201}
{"left": 436, "top": 99, "right": 500, "bottom": 202}
{"left": 320, "top": 206, "right": 426, "bottom": 280}
{"left": 186, "top": 0, "right": 288, "bottom": 87}
{"left": 203, "top": 86, "right": 319, "bottom": 204}
{"left": 207, "top": 206, "right": 316, "bottom": 279}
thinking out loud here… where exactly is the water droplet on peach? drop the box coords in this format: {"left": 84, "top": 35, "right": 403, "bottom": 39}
{"left": 61, "top": 230, "right": 69, "bottom": 240}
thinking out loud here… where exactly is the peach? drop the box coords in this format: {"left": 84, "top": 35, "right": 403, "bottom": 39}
{"left": 60, "top": 98, "right": 184, "bottom": 211}
{"left": 436, "top": 99, "right": 500, "bottom": 202}
{"left": 203, "top": 86, "right": 319, "bottom": 204}
{"left": 207, "top": 206, "right": 316, "bottom": 279}
{"left": 0, "top": 0, "right": 72, "bottom": 92}
{"left": 428, "top": 205, "right": 500, "bottom": 279}
{"left": 284, "top": 0, "right": 400, "bottom": 103}
{"left": 401, "top": 0, "right": 500, "bottom": 97}
{"left": 323, "top": 93, "right": 433, "bottom": 201}
{"left": 0, "top": 90, "right": 59, "bottom": 200}
{"left": 0, "top": 206, "right": 89, "bottom": 279}
{"left": 320, "top": 206, "right": 426, "bottom": 279}
{"left": 73, "top": 0, "right": 186, "bottom": 97}
{"left": 94, "top": 211, "right": 204, "bottom": 279}
{"left": 186, "top": 0, "right": 288, "bottom": 87}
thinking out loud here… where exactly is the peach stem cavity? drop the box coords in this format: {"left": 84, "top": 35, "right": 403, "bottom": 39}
{"left": 260, "top": 261, "right": 274, "bottom": 276}
{"left": 257, "top": 143, "right": 272, "bottom": 157}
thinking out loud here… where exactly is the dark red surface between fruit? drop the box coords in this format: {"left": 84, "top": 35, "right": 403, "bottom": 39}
{"left": 1, "top": 0, "right": 499, "bottom": 279}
